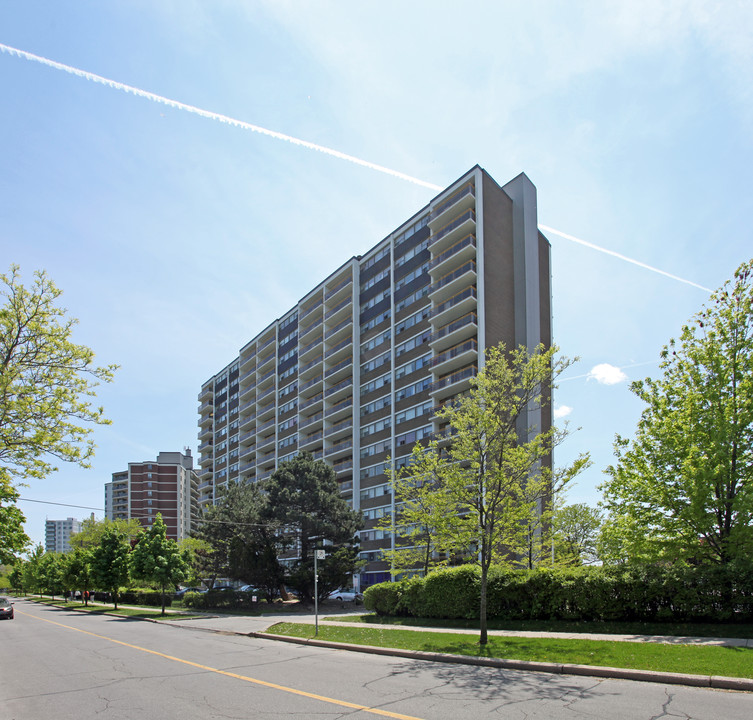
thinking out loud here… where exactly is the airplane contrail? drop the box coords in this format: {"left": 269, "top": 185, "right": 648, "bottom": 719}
{"left": 0, "top": 42, "right": 442, "bottom": 192}
{"left": 1, "top": 43, "right": 713, "bottom": 293}
{"left": 540, "top": 225, "right": 712, "bottom": 292}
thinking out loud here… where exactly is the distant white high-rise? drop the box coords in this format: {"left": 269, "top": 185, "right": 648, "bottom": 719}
{"left": 45, "top": 517, "right": 83, "bottom": 553}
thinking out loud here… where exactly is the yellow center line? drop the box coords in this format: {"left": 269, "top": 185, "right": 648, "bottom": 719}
{"left": 19, "top": 609, "right": 423, "bottom": 720}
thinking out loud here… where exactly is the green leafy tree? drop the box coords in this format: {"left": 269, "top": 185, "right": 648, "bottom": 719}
{"left": 395, "top": 343, "right": 589, "bottom": 644}
{"left": 553, "top": 502, "right": 603, "bottom": 566}
{"left": 130, "top": 514, "right": 190, "bottom": 614}
{"left": 0, "top": 476, "right": 29, "bottom": 563}
{"left": 8, "top": 562, "right": 24, "bottom": 593}
{"left": 37, "top": 552, "right": 65, "bottom": 599}
{"left": 22, "top": 544, "right": 44, "bottom": 595}
{"left": 263, "top": 452, "right": 363, "bottom": 603}
{"left": 0, "top": 266, "right": 117, "bottom": 557}
{"left": 70, "top": 516, "right": 142, "bottom": 550}
{"left": 90, "top": 526, "right": 131, "bottom": 609}
{"left": 381, "top": 443, "right": 457, "bottom": 576}
{"left": 601, "top": 259, "right": 753, "bottom": 565}
{"left": 61, "top": 547, "right": 94, "bottom": 605}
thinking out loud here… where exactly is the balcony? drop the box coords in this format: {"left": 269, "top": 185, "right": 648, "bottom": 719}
{"left": 299, "top": 354, "right": 323, "bottom": 377}
{"left": 300, "top": 316, "right": 323, "bottom": 340}
{"left": 430, "top": 285, "right": 477, "bottom": 325}
{"left": 326, "top": 397, "right": 353, "bottom": 420}
{"left": 257, "top": 385, "right": 275, "bottom": 403}
{"left": 324, "top": 296, "right": 351, "bottom": 323}
{"left": 429, "top": 181, "right": 475, "bottom": 225}
{"left": 428, "top": 233, "right": 476, "bottom": 274}
{"left": 299, "top": 430, "right": 323, "bottom": 449}
{"left": 198, "top": 426, "right": 212, "bottom": 441}
{"left": 326, "top": 438, "right": 353, "bottom": 459}
{"left": 199, "top": 385, "right": 213, "bottom": 402}
{"left": 429, "top": 208, "right": 476, "bottom": 253}
{"left": 324, "top": 357, "right": 352, "bottom": 382}
{"left": 257, "top": 368, "right": 275, "bottom": 387}
{"left": 240, "top": 443, "right": 256, "bottom": 459}
{"left": 257, "top": 400, "right": 276, "bottom": 420}
{"left": 257, "top": 435, "right": 275, "bottom": 454}
{"left": 300, "top": 298, "right": 322, "bottom": 321}
{"left": 333, "top": 457, "right": 354, "bottom": 474}
{"left": 299, "top": 334, "right": 323, "bottom": 360}
{"left": 257, "top": 417, "right": 276, "bottom": 435}
{"left": 199, "top": 453, "right": 213, "bottom": 467}
{"left": 325, "top": 275, "right": 352, "bottom": 302}
{"left": 324, "top": 337, "right": 352, "bottom": 364}
{"left": 324, "top": 377, "right": 352, "bottom": 402}
{"left": 258, "top": 450, "right": 276, "bottom": 464}
{"left": 257, "top": 354, "right": 275, "bottom": 374}
{"left": 198, "top": 440, "right": 213, "bottom": 453}
{"left": 429, "top": 364, "right": 477, "bottom": 400}
{"left": 257, "top": 334, "right": 276, "bottom": 354}
{"left": 324, "top": 316, "right": 352, "bottom": 342}
{"left": 428, "top": 260, "right": 477, "bottom": 303}
{"left": 299, "top": 392, "right": 324, "bottom": 412}
{"left": 325, "top": 417, "right": 352, "bottom": 439}
{"left": 300, "top": 411, "right": 324, "bottom": 430}
{"left": 430, "top": 312, "right": 477, "bottom": 352}
{"left": 430, "top": 338, "right": 478, "bottom": 375}
{"left": 239, "top": 411, "right": 257, "bottom": 431}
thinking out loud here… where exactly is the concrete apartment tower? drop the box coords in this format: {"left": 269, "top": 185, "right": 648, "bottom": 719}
{"left": 104, "top": 449, "right": 199, "bottom": 541}
{"left": 198, "top": 166, "right": 551, "bottom": 587}
{"left": 45, "top": 517, "right": 83, "bottom": 553}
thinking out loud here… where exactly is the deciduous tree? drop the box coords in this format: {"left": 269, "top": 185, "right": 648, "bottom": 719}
{"left": 90, "top": 525, "right": 131, "bottom": 609}
{"left": 393, "top": 343, "right": 589, "bottom": 644}
{"left": 130, "top": 514, "right": 190, "bottom": 614}
{"left": 601, "top": 259, "right": 753, "bottom": 565}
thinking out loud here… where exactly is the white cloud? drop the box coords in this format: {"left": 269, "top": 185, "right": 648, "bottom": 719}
{"left": 554, "top": 405, "right": 573, "bottom": 419}
{"left": 588, "top": 363, "right": 628, "bottom": 385}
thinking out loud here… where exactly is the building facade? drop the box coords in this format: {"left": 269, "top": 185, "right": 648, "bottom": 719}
{"left": 104, "top": 450, "right": 199, "bottom": 541}
{"left": 45, "top": 517, "right": 83, "bottom": 553}
{"left": 198, "top": 166, "right": 551, "bottom": 587}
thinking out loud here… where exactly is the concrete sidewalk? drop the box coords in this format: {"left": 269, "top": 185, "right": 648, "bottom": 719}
{"left": 153, "top": 608, "right": 753, "bottom": 692}
{"left": 162, "top": 608, "right": 753, "bottom": 648}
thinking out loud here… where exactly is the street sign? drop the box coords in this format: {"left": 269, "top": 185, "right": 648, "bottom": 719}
{"left": 315, "top": 549, "right": 326, "bottom": 559}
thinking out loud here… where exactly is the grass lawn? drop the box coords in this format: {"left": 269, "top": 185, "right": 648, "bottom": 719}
{"left": 27, "top": 597, "right": 200, "bottom": 619}
{"left": 345, "top": 614, "right": 753, "bottom": 640}
{"left": 266, "top": 622, "right": 753, "bottom": 679}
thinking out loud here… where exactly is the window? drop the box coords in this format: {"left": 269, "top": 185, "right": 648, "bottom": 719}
{"left": 361, "top": 416, "right": 391, "bottom": 438}
{"left": 395, "top": 401, "right": 433, "bottom": 425}
{"left": 360, "top": 483, "right": 391, "bottom": 500}
{"left": 395, "top": 330, "right": 430, "bottom": 357}
{"left": 395, "top": 306, "right": 430, "bottom": 335}
{"left": 361, "top": 351, "right": 390, "bottom": 374}
{"left": 360, "top": 266, "right": 390, "bottom": 292}
{"left": 394, "top": 262, "right": 430, "bottom": 291}
{"left": 395, "top": 285, "right": 430, "bottom": 312}
{"left": 395, "top": 377, "right": 430, "bottom": 401}
{"left": 361, "top": 395, "right": 391, "bottom": 417}
{"left": 361, "top": 372, "right": 390, "bottom": 396}
{"left": 360, "top": 289, "right": 390, "bottom": 314}
{"left": 395, "top": 353, "right": 432, "bottom": 379}
{"left": 279, "top": 398, "right": 298, "bottom": 415}
{"left": 360, "top": 311, "right": 391, "bottom": 333}
{"left": 361, "top": 330, "right": 390, "bottom": 353}
{"left": 360, "top": 438, "right": 391, "bottom": 459}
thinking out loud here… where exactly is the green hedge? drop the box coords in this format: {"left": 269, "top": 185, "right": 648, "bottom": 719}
{"left": 363, "top": 563, "right": 753, "bottom": 622}
{"left": 119, "top": 590, "right": 172, "bottom": 607}
{"left": 182, "top": 590, "right": 258, "bottom": 610}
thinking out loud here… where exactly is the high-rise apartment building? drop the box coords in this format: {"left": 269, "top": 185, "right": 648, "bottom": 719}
{"left": 198, "top": 166, "right": 551, "bottom": 587}
{"left": 45, "top": 517, "right": 83, "bottom": 553}
{"left": 104, "top": 450, "right": 199, "bottom": 541}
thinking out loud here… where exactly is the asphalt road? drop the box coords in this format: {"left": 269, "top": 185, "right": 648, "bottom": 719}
{"left": 1, "top": 599, "right": 750, "bottom": 720}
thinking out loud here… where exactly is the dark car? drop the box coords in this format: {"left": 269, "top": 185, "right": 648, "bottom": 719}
{"left": 0, "top": 597, "right": 14, "bottom": 620}
{"left": 174, "top": 586, "right": 205, "bottom": 598}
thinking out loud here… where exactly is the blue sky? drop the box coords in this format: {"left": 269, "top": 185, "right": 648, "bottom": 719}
{"left": 2, "top": 1, "right": 751, "bottom": 549}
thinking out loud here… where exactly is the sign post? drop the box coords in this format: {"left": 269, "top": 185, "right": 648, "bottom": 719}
{"left": 314, "top": 548, "right": 326, "bottom": 636}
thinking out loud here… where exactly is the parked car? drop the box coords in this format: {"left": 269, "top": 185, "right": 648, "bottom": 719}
{"left": 174, "top": 586, "right": 205, "bottom": 598}
{"left": 207, "top": 584, "right": 236, "bottom": 592}
{"left": 327, "top": 589, "right": 362, "bottom": 603}
{"left": 0, "top": 597, "right": 14, "bottom": 620}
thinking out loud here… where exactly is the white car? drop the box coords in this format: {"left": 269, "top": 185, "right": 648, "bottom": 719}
{"left": 327, "top": 588, "right": 362, "bottom": 603}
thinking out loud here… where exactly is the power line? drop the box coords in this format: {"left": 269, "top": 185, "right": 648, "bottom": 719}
{"left": 18, "top": 497, "right": 104, "bottom": 512}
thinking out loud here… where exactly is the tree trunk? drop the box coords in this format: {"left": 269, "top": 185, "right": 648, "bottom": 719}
{"left": 479, "top": 564, "right": 488, "bottom": 646}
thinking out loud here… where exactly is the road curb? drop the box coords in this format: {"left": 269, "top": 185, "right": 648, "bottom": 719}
{"left": 250, "top": 631, "right": 753, "bottom": 692}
